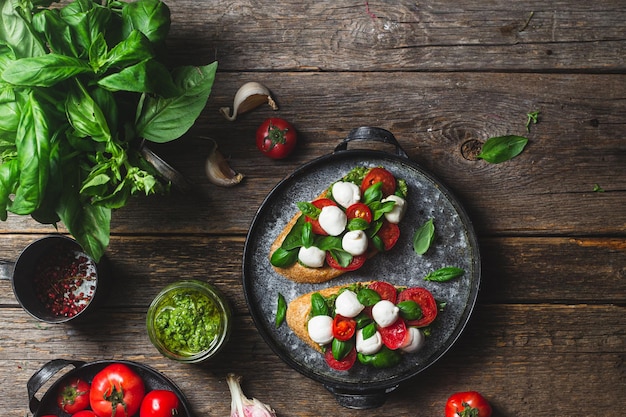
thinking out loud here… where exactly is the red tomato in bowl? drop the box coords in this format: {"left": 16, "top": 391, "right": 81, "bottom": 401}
{"left": 90, "top": 363, "right": 145, "bottom": 417}
{"left": 256, "top": 118, "right": 297, "bottom": 159}
{"left": 139, "top": 390, "right": 180, "bottom": 417}
{"left": 445, "top": 391, "right": 492, "bottom": 417}
{"left": 72, "top": 411, "right": 98, "bottom": 417}
{"left": 57, "top": 377, "right": 90, "bottom": 414}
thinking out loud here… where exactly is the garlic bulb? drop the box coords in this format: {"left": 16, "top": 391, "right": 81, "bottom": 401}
{"left": 205, "top": 138, "right": 244, "bottom": 187}
{"left": 227, "top": 373, "right": 277, "bottom": 417}
{"left": 220, "top": 82, "right": 278, "bottom": 121}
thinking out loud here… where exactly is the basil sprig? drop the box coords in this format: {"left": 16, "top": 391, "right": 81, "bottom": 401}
{"left": 424, "top": 266, "right": 465, "bottom": 282}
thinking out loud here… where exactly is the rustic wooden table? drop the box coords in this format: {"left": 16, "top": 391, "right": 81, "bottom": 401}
{"left": 1, "top": 1, "right": 625, "bottom": 416}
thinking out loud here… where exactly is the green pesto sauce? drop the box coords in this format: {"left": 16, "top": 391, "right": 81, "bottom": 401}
{"left": 154, "top": 290, "right": 222, "bottom": 356}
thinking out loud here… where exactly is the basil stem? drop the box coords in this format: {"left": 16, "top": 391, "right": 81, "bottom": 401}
{"left": 477, "top": 135, "right": 528, "bottom": 164}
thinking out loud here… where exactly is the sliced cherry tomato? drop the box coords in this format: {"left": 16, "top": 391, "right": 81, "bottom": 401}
{"left": 376, "top": 220, "right": 400, "bottom": 251}
{"left": 361, "top": 167, "right": 397, "bottom": 197}
{"left": 368, "top": 281, "right": 397, "bottom": 304}
{"left": 378, "top": 318, "right": 410, "bottom": 350}
{"left": 332, "top": 315, "right": 357, "bottom": 341}
{"left": 255, "top": 117, "right": 297, "bottom": 159}
{"left": 325, "top": 252, "right": 366, "bottom": 271}
{"left": 305, "top": 198, "right": 336, "bottom": 235}
{"left": 90, "top": 363, "right": 145, "bottom": 417}
{"left": 346, "top": 202, "right": 372, "bottom": 224}
{"left": 139, "top": 390, "right": 180, "bottom": 417}
{"left": 445, "top": 391, "right": 492, "bottom": 417}
{"left": 397, "top": 287, "right": 438, "bottom": 327}
{"left": 324, "top": 345, "right": 357, "bottom": 371}
{"left": 57, "top": 377, "right": 90, "bottom": 414}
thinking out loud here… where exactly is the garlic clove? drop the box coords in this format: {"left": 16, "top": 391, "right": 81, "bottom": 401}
{"left": 227, "top": 373, "right": 277, "bottom": 417}
{"left": 205, "top": 138, "right": 244, "bottom": 187}
{"left": 220, "top": 81, "right": 278, "bottom": 121}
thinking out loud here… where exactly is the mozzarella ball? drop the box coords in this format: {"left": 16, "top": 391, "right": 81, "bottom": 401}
{"left": 318, "top": 205, "right": 347, "bottom": 236}
{"left": 342, "top": 230, "right": 368, "bottom": 256}
{"left": 401, "top": 327, "right": 425, "bottom": 353}
{"left": 298, "top": 245, "right": 326, "bottom": 268}
{"left": 356, "top": 328, "right": 383, "bottom": 355}
{"left": 381, "top": 195, "right": 407, "bottom": 224}
{"left": 332, "top": 181, "right": 361, "bottom": 208}
{"left": 371, "top": 300, "right": 400, "bottom": 328}
{"left": 307, "top": 315, "right": 334, "bottom": 345}
{"left": 334, "top": 290, "right": 364, "bottom": 318}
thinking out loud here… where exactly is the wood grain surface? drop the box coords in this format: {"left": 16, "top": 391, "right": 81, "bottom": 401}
{"left": 1, "top": 1, "right": 624, "bottom": 416}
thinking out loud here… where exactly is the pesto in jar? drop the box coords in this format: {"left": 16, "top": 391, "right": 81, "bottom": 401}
{"left": 154, "top": 289, "right": 222, "bottom": 355}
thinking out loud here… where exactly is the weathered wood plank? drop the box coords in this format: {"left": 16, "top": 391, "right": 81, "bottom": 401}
{"left": 163, "top": 0, "right": 626, "bottom": 72}
{"left": 2, "top": 304, "right": 623, "bottom": 416}
{"left": 0, "top": 72, "right": 624, "bottom": 236}
{"left": 2, "top": 235, "right": 625, "bottom": 306}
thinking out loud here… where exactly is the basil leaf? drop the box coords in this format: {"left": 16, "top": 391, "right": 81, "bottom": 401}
{"left": 477, "top": 135, "right": 528, "bottom": 164}
{"left": 332, "top": 338, "right": 353, "bottom": 361}
{"left": 362, "top": 181, "right": 382, "bottom": 205}
{"left": 355, "top": 313, "right": 373, "bottom": 330}
{"left": 397, "top": 300, "right": 422, "bottom": 320}
{"left": 31, "top": 10, "right": 79, "bottom": 58}
{"left": 0, "top": 0, "right": 46, "bottom": 59}
{"left": 328, "top": 248, "right": 352, "bottom": 268}
{"left": 310, "top": 293, "right": 329, "bottom": 317}
{"left": 136, "top": 62, "right": 217, "bottom": 143}
{"left": 315, "top": 235, "right": 342, "bottom": 251}
{"left": 361, "top": 322, "right": 377, "bottom": 340}
{"left": 369, "top": 200, "right": 395, "bottom": 221}
{"left": 357, "top": 288, "right": 381, "bottom": 307}
{"left": 301, "top": 220, "right": 313, "bottom": 248}
{"left": 275, "top": 293, "right": 286, "bottom": 328}
{"left": 98, "top": 59, "right": 180, "bottom": 97}
{"left": 2, "top": 54, "right": 93, "bottom": 87}
{"left": 281, "top": 215, "right": 305, "bottom": 250}
{"left": 424, "top": 266, "right": 465, "bottom": 282}
{"left": 0, "top": 159, "right": 18, "bottom": 220}
{"left": 270, "top": 247, "right": 298, "bottom": 268}
{"left": 358, "top": 346, "right": 402, "bottom": 368}
{"left": 347, "top": 217, "right": 369, "bottom": 231}
{"left": 296, "top": 201, "right": 321, "bottom": 219}
{"left": 66, "top": 80, "right": 112, "bottom": 142}
{"left": 370, "top": 235, "right": 385, "bottom": 252}
{"left": 413, "top": 218, "right": 435, "bottom": 255}
{"left": 121, "top": 0, "right": 171, "bottom": 45}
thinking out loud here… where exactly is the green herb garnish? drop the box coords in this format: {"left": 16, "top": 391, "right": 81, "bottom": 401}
{"left": 477, "top": 135, "right": 528, "bottom": 164}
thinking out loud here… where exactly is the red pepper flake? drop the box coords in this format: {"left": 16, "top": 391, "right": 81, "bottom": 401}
{"left": 33, "top": 245, "right": 97, "bottom": 318}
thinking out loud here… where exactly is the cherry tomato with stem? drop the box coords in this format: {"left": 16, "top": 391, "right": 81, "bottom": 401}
{"left": 445, "top": 391, "right": 492, "bottom": 417}
{"left": 140, "top": 390, "right": 180, "bottom": 417}
{"left": 57, "top": 377, "right": 90, "bottom": 414}
{"left": 256, "top": 118, "right": 297, "bottom": 159}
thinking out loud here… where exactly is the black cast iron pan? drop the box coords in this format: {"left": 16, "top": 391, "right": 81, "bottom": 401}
{"left": 243, "top": 127, "right": 481, "bottom": 409}
{"left": 28, "top": 359, "right": 194, "bottom": 417}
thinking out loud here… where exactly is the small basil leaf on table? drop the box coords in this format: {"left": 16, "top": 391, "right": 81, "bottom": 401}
{"left": 477, "top": 135, "right": 528, "bottom": 163}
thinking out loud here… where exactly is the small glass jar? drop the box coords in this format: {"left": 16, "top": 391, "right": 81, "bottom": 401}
{"left": 146, "top": 280, "right": 231, "bottom": 363}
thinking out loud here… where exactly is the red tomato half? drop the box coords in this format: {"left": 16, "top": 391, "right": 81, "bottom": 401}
{"left": 90, "top": 363, "right": 145, "bottom": 417}
{"left": 325, "top": 252, "right": 367, "bottom": 271}
{"left": 139, "top": 390, "right": 180, "bottom": 417}
{"left": 346, "top": 203, "right": 372, "bottom": 224}
{"left": 256, "top": 118, "right": 297, "bottom": 159}
{"left": 305, "top": 198, "right": 336, "bottom": 235}
{"left": 397, "top": 287, "right": 438, "bottom": 327}
{"left": 332, "top": 315, "right": 357, "bottom": 341}
{"left": 378, "top": 318, "right": 410, "bottom": 350}
{"left": 445, "top": 391, "right": 492, "bottom": 417}
{"left": 324, "top": 345, "right": 357, "bottom": 371}
{"left": 360, "top": 167, "right": 396, "bottom": 197}
{"left": 57, "top": 377, "right": 90, "bottom": 414}
{"left": 376, "top": 220, "right": 400, "bottom": 251}
{"left": 368, "top": 281, "right": 397, "bottom": 304}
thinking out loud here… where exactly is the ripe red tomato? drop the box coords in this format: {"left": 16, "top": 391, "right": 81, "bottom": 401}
{"left": 346, "top": 202, "right": 372, "bottom": 224}
{"left": 376, "top": 220, "right": 400, "bottom": 251}
{"left": 139, "top": 390, "right": 180, "bottom": 417}
{"left": 325, "top": 252, "right": 366, "bottom": 271}
{"left": 378, "top": 318, "right": 409, "bottom": 350}
{"left": 305, "top": 198, "right": 336, "bottom": 235}
{"left": 72, "top": 411, "right": 98, "bottom": 417}
{"left": 445, "top": 391, "right": 492, "bottom": 417}
{"left": 90, "top": 363, "right": 145, "bottom": 417}
{"left": 324, "top": 345, "right": 357, "bottom": 371}
{"left": 256, "top": 117, "right": 297, "bottom": 159}
{"left": 332, "top": 315, "right": 357, "bottom": 341}
{"left": 397, "top": 287, "right": 438, "bottom": 327}
{"left": 368, "top": 281, "right": 397, "bottom": 304}
{"left": 57, "top": 377, "right": 90, "bottom": 414}
{"left": 360, "top": 167, "right": 396, "bottom": 196}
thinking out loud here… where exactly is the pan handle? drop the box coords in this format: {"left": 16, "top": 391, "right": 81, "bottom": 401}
{"left": 324, "top": 385, "right": 397, "bottom": 409}
{"left": 335, "top": 127, "right": 409, "bottom": 159}
{"left": 28, "top": 358, "right": 86, "bottom": 413}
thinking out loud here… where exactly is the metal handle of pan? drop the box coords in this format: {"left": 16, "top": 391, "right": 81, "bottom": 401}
{"left": 28, "top": 358, "right": 86, "bottom": 413}
{"left": 334, "top": 126, "right": 409, "bottom": 159}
